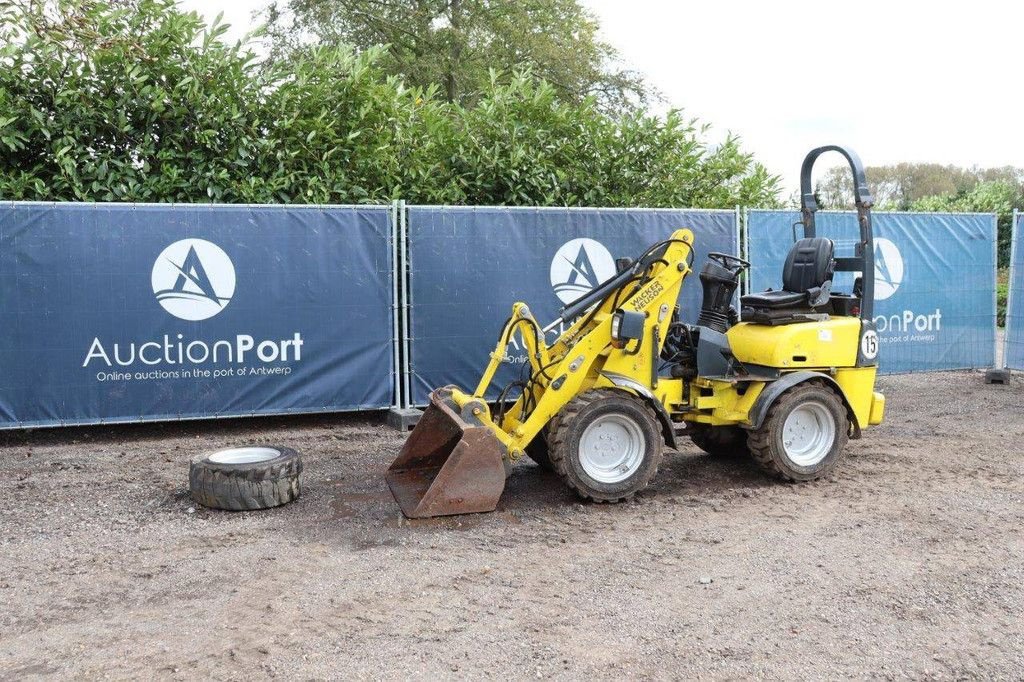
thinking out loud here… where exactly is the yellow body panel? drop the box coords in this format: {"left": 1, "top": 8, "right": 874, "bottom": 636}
{"left": 727, "top": 318, "right": 861, "bottom": 369}
{"left": 833, "top": 366, "right": 879, "bottom": 427}
{"left": 869, "top": 391, "right": 886, "bottom": 425}
{"left": 682, "top": 366, "right": 879, "bottom": 430}
{"left": 689, "top": 379, "right": 765, "bottom": 425}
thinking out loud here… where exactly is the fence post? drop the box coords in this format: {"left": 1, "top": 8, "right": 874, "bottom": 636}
{"left": 741, "top": 206, "right": 750, "bottom": 295}
{"left": 389, "top": 200, "right": 401, "bottom": 407}
{"left": 400, "top": 200, "right": 412, "bottom": 409}
{"left": 734, "top": 205, "right": 743, "bottom": 296}
{"left": 985, "top": 210, "right": 1011, "bottom": 383}
{"left": 386, "top": 199, "right": 423, "bottom": 430}
{"left": 1003, "top": 210, "right": 1019, "bottom": 371}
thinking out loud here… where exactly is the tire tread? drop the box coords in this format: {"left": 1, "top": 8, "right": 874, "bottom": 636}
{"left": 189, "top": 446, "right": 302, "bottom": 511}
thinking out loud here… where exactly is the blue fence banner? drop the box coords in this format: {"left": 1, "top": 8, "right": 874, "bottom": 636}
{"left": 747, "top": 210, "right": 996, "bottom": 374}
{"left": 405, "top": 206, "right": 738, "bottom": 405}
{"left": 1005, "top": 212, "right": 1024, "bottom": 370}
{"left": 0, "top": 203, "right": 394, "bottom": 428}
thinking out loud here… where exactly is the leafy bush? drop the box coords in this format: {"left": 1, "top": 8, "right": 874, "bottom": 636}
{"left": 0, "top": 0, "right": 274, "bottom": 201}
{"left": 0, "top": 0, "right": 781, "bottom": 208}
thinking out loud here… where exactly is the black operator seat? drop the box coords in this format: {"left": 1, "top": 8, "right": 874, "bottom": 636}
{"left": 741, "top": 238, "right": 835, "bottom": 322}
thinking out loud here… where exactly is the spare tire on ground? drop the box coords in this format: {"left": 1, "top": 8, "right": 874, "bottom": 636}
{"left": 189, "top": 446, "right": 302, "bottom": 511}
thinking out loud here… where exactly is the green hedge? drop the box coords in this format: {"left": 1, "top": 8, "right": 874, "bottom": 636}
{"left": 0, "top": 0, "right": 780, "bottom": 208}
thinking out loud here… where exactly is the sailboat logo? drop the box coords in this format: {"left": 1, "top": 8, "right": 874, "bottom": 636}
{"left": 873, "top": 238, "right": 904, "bottom": 301}
{"left": 151, "top": 239, "right": 236, "bottom": 321}
{"left": 550, "top": 238, "right": 616, "bottom": 304}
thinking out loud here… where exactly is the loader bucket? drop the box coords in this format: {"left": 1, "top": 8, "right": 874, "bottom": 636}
{"left": 386, "top": 388, "right": 507, "bottom": 518}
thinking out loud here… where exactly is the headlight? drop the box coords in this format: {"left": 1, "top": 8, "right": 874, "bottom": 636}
{"left": 611, "top": 308, "right": 645, "bottom": 345}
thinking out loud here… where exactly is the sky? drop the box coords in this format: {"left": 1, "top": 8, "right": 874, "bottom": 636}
{"left": 179, "top": 0, "right": 1024, "bottom": 195}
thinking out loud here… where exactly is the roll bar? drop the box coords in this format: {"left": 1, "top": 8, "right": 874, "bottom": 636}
{"left": 799, "top": 145, "right": 875, "bottom": 319}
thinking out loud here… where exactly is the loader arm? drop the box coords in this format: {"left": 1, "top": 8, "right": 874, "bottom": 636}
{"left": 472, "top": 303, "right": 551, "bottom": 399}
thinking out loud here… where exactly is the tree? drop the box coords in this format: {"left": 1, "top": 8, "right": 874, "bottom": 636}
{"left": 261, "top": 0, "right": 651, "bottom": 111}
{"left": 813, "top": 162, "right": 980, "bottom": 210}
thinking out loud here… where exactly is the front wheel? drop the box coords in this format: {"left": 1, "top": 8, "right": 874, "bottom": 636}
{"left": 547, "top": 389, "right": 663, "bottom": 502}
{"left": 747, "top": 383, "right": 849, "bottom": 481}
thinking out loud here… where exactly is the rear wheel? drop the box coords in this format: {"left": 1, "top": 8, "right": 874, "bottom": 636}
{"left": 547, "top": 389, "right": 662, "bottom": 502}
{"left": 688, "top": 424, "right": 749, "bottom": 457}
{"left": 747, "top": 383, "right": 849, "bottom": 481}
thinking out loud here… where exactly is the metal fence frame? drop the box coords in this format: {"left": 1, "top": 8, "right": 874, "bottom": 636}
{"left": 389, "top": 200, "right": 402, "bottom": 409}
{"left": 1003, "top": 209, "right": 1020, "bottom": 369}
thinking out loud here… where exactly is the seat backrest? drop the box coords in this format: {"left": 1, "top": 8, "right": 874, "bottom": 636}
{"left": 782, "top": 237, "right": 834, "bottom": 293}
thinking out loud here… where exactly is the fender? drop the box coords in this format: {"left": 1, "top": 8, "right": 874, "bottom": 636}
{"left": 599, "top": 371, "right": 678, "bottom": 449}
{"left": 747, "top": 371, "right": 862, "bottom": 439}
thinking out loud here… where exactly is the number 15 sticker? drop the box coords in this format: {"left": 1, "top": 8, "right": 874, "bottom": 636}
{"left": 861, "top": 330, "right": 879, "bottom": 360}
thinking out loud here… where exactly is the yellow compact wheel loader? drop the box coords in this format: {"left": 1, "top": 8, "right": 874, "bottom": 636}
{"left": 387, "top": 145, "right": 886, "bottom": 518}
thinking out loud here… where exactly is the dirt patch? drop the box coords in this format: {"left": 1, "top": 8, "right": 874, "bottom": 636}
{"left": 1, "top": 370, "right": 1023, "bottom": 679}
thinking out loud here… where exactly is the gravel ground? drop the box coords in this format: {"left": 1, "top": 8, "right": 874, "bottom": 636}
{"left": 1, "top": 370, "right": 1023, "bottom": 680}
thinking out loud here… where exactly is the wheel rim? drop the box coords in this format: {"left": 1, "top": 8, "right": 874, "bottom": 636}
{"left": 578, "top": 413, "right": 646, "bottom": 483}
{"left": 781, "top": 401, "right": 835, "bottom": 466}
{"left": 208, "top": 447, "right": 281, "bottom": 464}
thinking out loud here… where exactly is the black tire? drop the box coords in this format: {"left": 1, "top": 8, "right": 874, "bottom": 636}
{"left": 688, "top": 424, "right": 750, "bottom": 458}
{"left": 189, "top": 445, "right": 302, "bottom": 511}
{"left": 747, "top": 383, "right": 849, "bottom": 482}
{"left": 547, "top": 388, "right": 662, "bottom": 503}
{"left": 525, "top": 429, "right": 553, "bottom": 471}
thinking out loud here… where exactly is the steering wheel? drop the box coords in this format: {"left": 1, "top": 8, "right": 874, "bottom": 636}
{"left": 707, "top": 252, "right": 750, "bottom": 271}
